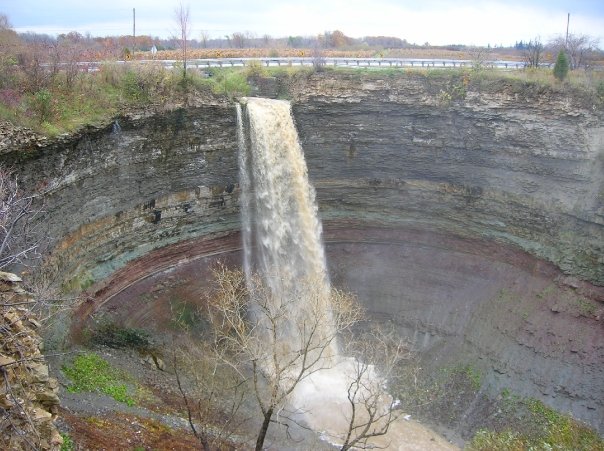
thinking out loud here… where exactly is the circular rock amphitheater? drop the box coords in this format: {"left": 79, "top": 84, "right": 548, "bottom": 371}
{"left": 4, "top": 72, "right": 603, "bottom": 439}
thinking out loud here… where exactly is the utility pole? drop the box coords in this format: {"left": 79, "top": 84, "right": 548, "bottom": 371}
{"left": 565, "top": 13, "right": 570, "bottom": 49}
{"left": 133, "top": 8, "right": 136, "bottom": 54}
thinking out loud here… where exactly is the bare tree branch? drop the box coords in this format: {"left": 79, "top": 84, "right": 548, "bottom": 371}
{"left": 339, "top": 327, "right": 411, "bottom": 450}
{"left": 524, "top": 37, "right": 543, "bottom": 68}
{"left": 174, "top": 2, "right": 191, "bottom": 78}
{"left": 549, "top": 33, "right": 600, "bottom": 69}
{"left": 209, "top": 264, "right": 369, "bottom": 450}
{"left": 0, "top": 168, "right": 45, "bottom": 271}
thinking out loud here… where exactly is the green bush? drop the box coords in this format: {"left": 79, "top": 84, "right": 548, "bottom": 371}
{"left": 184, "top": 69, "right": 215, "bottom": 90}
{"left": 468, "top": 429, "right": 526, "bottom": 450}
{"left": 467, "top": 394, "right": 604, "bottom": 450}
{"left": 597, "top": 81, "right": 604, "bottom": 103}
{"left": 62, "top": 270, "right": 94, "bottom": 292}
{"left": 60, "top": 432, "right": 75, "bottom": 451}
{"left": 245, "top": 60, "right": 267, "bottom": 79}
{"left": 62, "top": 353, "right": 135, "bottom": 406}
{"left": 553, "top": 50, "right": 570, "bottom": 82}
{"left": 121, "top": 70, "right": 147, "bottom": 102}
{"left": 394, "top": 363, "right": 483, "bottom": 426}
{"left": 98, "top": 62, "right": 129, "bottom": 87}
{"left": 31, "top": 88, "right": 53, "bottom": 122}
{"left": 209, "top": 69, "right": 250, "bottom": 98}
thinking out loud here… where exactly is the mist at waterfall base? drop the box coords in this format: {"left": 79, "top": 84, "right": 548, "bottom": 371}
{"left": 237, "top": 97, "right": 390, "bottom": 446}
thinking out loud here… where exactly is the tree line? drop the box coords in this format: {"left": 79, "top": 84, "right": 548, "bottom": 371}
{"left": 521, "top": 34, "right": 600, "bottom": 69}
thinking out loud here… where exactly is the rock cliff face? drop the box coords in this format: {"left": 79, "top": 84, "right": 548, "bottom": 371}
{"left": 3, "top": 103, "right": 241, "bottom": 288}
{"left": 0, "top": 272, "right": 62, "bottom": 450}
{"left": 291, "top": 73, "right": 604, "bottom": 285}
{"left": 1, "top": 72, "right": 603, "bottom": 434}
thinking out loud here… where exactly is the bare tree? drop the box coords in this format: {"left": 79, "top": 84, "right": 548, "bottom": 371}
{"left": 174, "top": 2, "right": 191, "bottom": 77}
{"left": 524, "top": 37, "right": 543, "bottom": 68}
{"left": 0, "top": 167, "right": 65, "bottom": 451}
{"left": 549, "top": 33, "right": 600, "bottom": 69}
{"left": 0, "top": 168, "right": 44, "bottom": 270}
{"left": 54, "top": 32, "right": 88, "bottom": 88}
{"left": 208, "top": 265, "right": 362, "bottom": 451}
{"left": 231, "top": 32, "right": 247, "bottom": 49}
{"left": 262, "top": 34, "right": 273, "bottom": 48}
{"left": 0, "top": 167, "right": 74, "bottom": 329}
{"left": 0, "top": 15, "right": 22, "bottom": 89}
{"left": 339, "top": 328, "right": 410, "bottom": 450}
{"left": 199, "top": 30, "right": 210, "bottom": 49}
{"left": 16, "top": 40, "right": 53, "bottom": 93}
{"left": 311, "top": 42, "right": 326, "bottom": 72}
{"left": 468, "top": 46, "right": 487, "bottom": 70}
{"left": 328, "top": 30, "right": 350, "bottom": 48}
{"left": 172, "top": 337, "right": 248, "bottom": 450}
{"left": 0, "top": 14, "right": 11, "bottom": 30}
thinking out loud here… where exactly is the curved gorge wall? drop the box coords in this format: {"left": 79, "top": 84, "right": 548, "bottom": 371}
{"left": 2, "top": 73, "right": 603, "bottom": 433}
{"left": 4, "top": 103, "right": 241, "bottom": 287}
{"left": 293, "top": 74, "right": 604, "bottom": 285}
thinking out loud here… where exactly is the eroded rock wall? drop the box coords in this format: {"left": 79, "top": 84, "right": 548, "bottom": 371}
{"left": 291, "top": 73, "right": 604, "bottom": 285}
{"left": 2, "top": 73, "right": 602, "bottom": 288}
{"left": 0, "top": 272, "right": 62, "bottom": 450}
{"left": 3, "top": 104, "right": 241, "bottom": 288}
{"left": 1, "top": 73, "right": 603, "bottom": 434}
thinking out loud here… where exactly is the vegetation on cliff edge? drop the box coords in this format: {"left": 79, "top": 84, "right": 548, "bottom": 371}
{"left": 1, "top": 61, "right": 602, "bottom": 140}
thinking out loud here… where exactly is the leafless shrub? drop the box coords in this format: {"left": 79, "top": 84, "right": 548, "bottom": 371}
{"left": 338, "top": 326, "right": 411, "bottom": 450}
{"left": 172, "top": 336, "right": 249, "bottom": 450}
{"left": 200, "top": 264, "right": 408, "bottom": 450}
{"left": 174, "top": 2, "right": 191, "bottom": 78}
{"left": 311, "top": 43, "right": 326, "bottom": 72}
{"left": 0, "top": 167, "right": 44, "bottom": 271}
{"left": 524, "top": 38, "right": 544, "bottom": 68}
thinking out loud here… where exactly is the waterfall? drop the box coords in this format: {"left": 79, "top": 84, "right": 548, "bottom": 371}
{"left": 237, "top": 98, "right": 395, "bottom": 447}
{"left": 237, "top": 97, "right": 337, "bottom": 362}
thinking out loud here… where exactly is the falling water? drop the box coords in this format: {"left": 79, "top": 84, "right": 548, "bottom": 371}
{"left": 237, "top": 96, "right": 371, "bottom": 443}
{"left": 237, "top": 97, "right": 337, "bottom": 361}
{"left": 236, "top": 98, "right": 447, "bottom": 449}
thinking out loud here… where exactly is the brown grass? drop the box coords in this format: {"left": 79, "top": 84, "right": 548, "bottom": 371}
{"left": 60, "top": 409, "right": 202, "bottom": 451}
{"left": 137, "top": 47, "right": 604, "bottom": 66}
{"left": 143, "top": 47, "right": 515, "bottom": 61}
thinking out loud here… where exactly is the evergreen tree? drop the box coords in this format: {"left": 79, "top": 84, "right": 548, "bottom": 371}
{"left": 553, "top": 50, "right": 569, "bottom": 81}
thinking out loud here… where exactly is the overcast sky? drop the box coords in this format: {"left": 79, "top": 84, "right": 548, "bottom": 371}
{"left": 3, "top": 0, "right": 603, "bottom": 46}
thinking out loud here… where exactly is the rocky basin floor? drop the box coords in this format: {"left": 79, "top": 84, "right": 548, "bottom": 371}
{"left": 48, "top": 342, "right": 459, "bottom": 450}
{"left": 49, "top": 346, "right": 203, "bottom": 450}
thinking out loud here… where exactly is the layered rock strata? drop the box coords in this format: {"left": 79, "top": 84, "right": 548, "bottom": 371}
{"left": 1, "top": 72, "right": 603, "bottom": 433}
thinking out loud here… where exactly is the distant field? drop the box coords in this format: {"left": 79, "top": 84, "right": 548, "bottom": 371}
{"left": 141, "top": 47, "right": 527, "bottom": 62}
